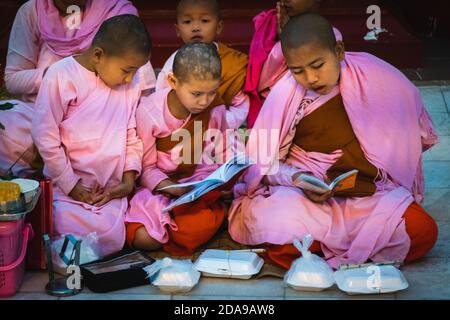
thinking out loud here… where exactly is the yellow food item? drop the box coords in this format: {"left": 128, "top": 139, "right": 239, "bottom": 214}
{"left": 0, "top": 181, "right": 21, "bottom": 202}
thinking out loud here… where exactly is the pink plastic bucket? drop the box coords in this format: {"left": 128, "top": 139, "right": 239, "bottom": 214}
{"left": 0, "top": 220, "right": 33, "bottom": 298}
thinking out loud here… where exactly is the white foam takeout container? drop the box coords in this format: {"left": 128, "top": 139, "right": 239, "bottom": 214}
{"left": 11, "top": 178, "right": 39, "bottom": 203}
{"left": 194, "top": 249, "right": 264, "bottom": 279}
{"left": 334, "top": 265, "right": 409, "bottom": 295}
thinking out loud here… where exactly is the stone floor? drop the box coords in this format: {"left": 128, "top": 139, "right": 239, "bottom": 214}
{"left": 3, "top": 85, "right": 450, "bottom": 301}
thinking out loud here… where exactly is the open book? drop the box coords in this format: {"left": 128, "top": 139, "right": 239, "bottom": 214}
{"left": 159, "top": 154, "right": 252, "bottom": 212}
{"left": 293, "top": 169, "right": 358, "bottom": 194}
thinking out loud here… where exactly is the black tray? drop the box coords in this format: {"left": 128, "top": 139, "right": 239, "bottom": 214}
{"left": 80, "top": 249, "right": 155, "bottom": 293}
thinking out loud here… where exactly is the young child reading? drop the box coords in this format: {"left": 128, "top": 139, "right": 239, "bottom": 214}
{"left": 245, "top": 0, "right": 343, "bottom": 127}
{"left": 31, "top": 14, "right": 151, "bottom": 257}
{"left": 0, "top": 0, "right": 155, "bottom": 178}
{"left": 125, "top": 42, "right": 249, "bottom": 256}
{"left": 229, "top": 14, "right": 439, "bottom": 270}
{"left": 155, "top": 0, "right": 248, "bottom": 109}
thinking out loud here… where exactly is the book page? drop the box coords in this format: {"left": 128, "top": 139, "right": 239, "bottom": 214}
{"left": 295, "top": 174, "right": 331, "bottom": 194}
{"left": 161, "top": 154, "right": 252, "bottom": 212}
{"left": 162, "top": 189, "right": 198, "bottom": 212}
{"left": 330, "top": 170, "right": 358, "bottom": 192}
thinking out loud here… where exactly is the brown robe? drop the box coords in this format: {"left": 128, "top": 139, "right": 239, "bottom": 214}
{"left": 155, "top": 106, "right": 214, "bottom": 182}
{"left": 293, "top": 94, "right": 378, "bottom": 197}
{"left": 212, "top": 43, "right": 248, "bottom": 107}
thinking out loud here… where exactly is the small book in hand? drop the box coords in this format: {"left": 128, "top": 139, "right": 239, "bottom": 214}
{"left": 293, "top": 169, "right": 358, "bottom": 194}
{"left": 158, "top": 154, "right": 252, "bottom": 213}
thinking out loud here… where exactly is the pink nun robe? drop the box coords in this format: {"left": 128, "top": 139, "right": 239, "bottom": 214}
{"left": 244, "top": 8, "right": 343, "bottom": 128}
{"left": 31, "top": 57, "right": 143, "bottom": 257}
{"left": 0, "top": 0, "right": 155, "bottom": 178}
{"left": 229, "top": 52, "right": 438, "bottom": 269}
{"left": 125, "top": 88, "right": 249, "bottom": 244}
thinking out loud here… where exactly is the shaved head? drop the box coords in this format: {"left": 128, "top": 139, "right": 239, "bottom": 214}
{"left": 92, "top": 14, "right": 151, "bottom": 57}
{"left": 177, "top": 0, "right": 220, "bottom": 17}
{"left": 281, "top": 13, "right": 336, "bottom": 54}
{"left": 173, "top": 42, "right": 221, "bottom": 83}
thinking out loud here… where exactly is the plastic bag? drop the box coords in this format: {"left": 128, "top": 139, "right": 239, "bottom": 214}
{"left": 284, "top": 234, "right": 335, "bottom": 291}
{"left": 51, "top": 233, "right": 101, "bottom": 275}
{"left": 144, "top": 258, "right": 200, "bottom": 293}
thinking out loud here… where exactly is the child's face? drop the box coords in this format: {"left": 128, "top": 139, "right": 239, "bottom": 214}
{"left": 175, "top": 2, "right": 223, "bottom": 44}
{"left": 284, "top": 40, "right": 345, "bottom": 95}
{"left": 169, "top": 74, "right": 220, "bottom": 114}
{"left": 93, "top": 50, "right": 149, "bottom": 89}
{"left": 280, "top": 0, "right": 318, "bottom": 17}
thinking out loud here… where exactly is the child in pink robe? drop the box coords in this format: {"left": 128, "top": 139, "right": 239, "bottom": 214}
{"left": 125, "top": 43, "right": 249, "bottom": 255}
{"left": 245, "top": 0, "right": 343, "bottom": 128}
{"left": 229, "top": 14, "right": 439, "bottom": 269}
{"left": 31, "top": 15, "right": 151, "bottom": 257}
{"left": 0, "top": 0, "right": 155, "bottom": 178}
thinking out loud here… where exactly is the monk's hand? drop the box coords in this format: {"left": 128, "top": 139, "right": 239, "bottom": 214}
{"left": 292, "top": 172, "right": 335, "bottom": 203}
{"left": 302, "top": 189, "right": 334, "bottom": 203}
{"left": 90, "top": 183, "right": 130, "bottom": 207}
{"left": 276, "top": 1, "right": 289, "bottom": 36}
{"left": 156, "top": 179, "right": 193, "bottom": 198}
{"left": 166, "top": 185, "right": 193, "bottom": 198}
{"left": 69, "top": 181, "right": 94, "bottom": 205}
{"left": 91, "top": 171, "right": 136, "bottom": 207}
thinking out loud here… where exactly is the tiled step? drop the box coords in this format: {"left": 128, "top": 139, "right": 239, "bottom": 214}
{"left": 0, "top": 0, "right": 424, "bottom": 73}
{"left": 135, "top": 0, "right": 422, "bottom": 69}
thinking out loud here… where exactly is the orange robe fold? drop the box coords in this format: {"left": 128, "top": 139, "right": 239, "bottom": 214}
{"left": 261, "top": 203, "right": 438, "bottom": 269}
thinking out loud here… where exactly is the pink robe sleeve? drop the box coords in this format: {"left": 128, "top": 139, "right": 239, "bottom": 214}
{"left": 124, "top": 104, "right": 143, "bottom": 176}
{"left": 155, "top": 52, "right": 176, "bottom": 91}
{"left": 4, "top": 2, "right": 46, "bottom": 95}
{"left": 416, "top": 89, "right": 439, "bottom": 151}
{"left": 263, "top": 162, "right": 300, "bottom": 186}
{"left": 136, "top": 61, "right": 156, "bottom": 93}
{"left": 258, "top": 42, "right": 287, "bottom": 95}
{"left": 31, "top": 68, "right": 80, "bottom": 195}
{"left": 136, "top": 105, "right": 170, "bottom": 191}
{"left": 211, "top": 91, "right": 250, "bottom": 130}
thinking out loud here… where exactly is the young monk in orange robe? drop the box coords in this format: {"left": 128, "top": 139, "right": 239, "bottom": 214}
{"left": 155, "top": 0, "right": 248, "bottom": 108}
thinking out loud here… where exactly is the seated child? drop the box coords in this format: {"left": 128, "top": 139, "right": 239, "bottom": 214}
{"left": 0, "top": 0, "right": 155, "bottom": 178}
{"left": 125, "top": 42, "right": 249, "bottom": 255}
{"left": 31, "top": 14, "right": 151, "bottom": 257}
{"left": 245, "top": 0, "right": 343, "bottom": 127}
{"left": 155, "top": 0, "right": 248, "bottom": 108}
{"left": 229, "top": 13, "right": 439, "bottom": 269}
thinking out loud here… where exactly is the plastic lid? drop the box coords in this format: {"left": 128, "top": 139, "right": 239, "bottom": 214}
{"left": 195, "top": 249, "right": 264, "bottom": 277}
{"left": 334, "top": 265, "right": 409, "bottom": 294}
